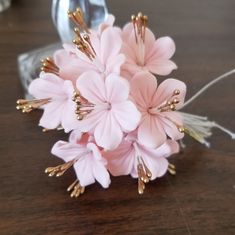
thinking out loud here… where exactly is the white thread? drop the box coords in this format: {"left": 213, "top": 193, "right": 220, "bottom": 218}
{"left": 183, "top": 69, "right": 235, "bottom": 108}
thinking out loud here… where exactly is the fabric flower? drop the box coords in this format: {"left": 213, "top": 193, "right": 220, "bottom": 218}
{"left": 130, "top": 71, "right": 186, "bottom": 148}
{"left": 29, "top": 72, "right": 78, "bottom": 132}
{"left": 76, "top": 71, "right": 141, "bottom": 150}
{"left": 63, "top": 26, "right": 125, "bottom": 77}
{"left": 104, "top": 131, "right": 179, "bottom": 180}
{"left": 122, "top": 23, "right": 177, "bottom": 78}
{"left": 51, "top": 130, "right": 111, "bottom": 188}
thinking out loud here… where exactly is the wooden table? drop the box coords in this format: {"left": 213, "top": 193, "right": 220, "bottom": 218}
{"left": 0, "top": 0, "right": 234, "bottom": 234}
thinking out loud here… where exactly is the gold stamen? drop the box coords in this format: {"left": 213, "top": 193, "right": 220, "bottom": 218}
{"left": 68, "top": 8, "right": 89, "bottom": 33}
{"left": 68, "top": 8, "right": 97, "bottom": 60}
{"left": 137, "top": 157, "right": 152, "bottom": 195}
{"left": 16, "top": 98, "right": 51, "bottom": 113}
{"left": 42, "top": 126, "right": 63, "bottom": 132}
{"left": 41, "top": 57, "right": 59, "bottom": 75}
{"left": 73, "top": 27, "right": 96, "bottom": 60}
{"left": 131, "top": 12, "right": 148, "bottom": 43}
{"left": 73, "top": 91, "right": 94, "bottom": 120}
{"left": 67, "top": 180, "right": 85, "bottom": 198}
{"left": 168, "top": 163, "right": 176, "bottom": 175}
{"left": 178, "top": 126, "right": 185, "bottom": 133}
{"left": 138, "top": 178, "right": 145, "bottom": 194}
{"left": 158, "top": 89, "right": 181, "bottom": 112}
{"left": 45, "top": 159, "right": 76, "bottom": 177}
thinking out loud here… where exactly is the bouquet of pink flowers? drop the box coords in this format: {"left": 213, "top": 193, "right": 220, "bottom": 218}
{"left": 16, "top": 8, "right": 234, "bottom": 197}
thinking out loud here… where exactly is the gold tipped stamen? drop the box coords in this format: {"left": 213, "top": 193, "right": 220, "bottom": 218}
{"left": 131, "top": 12, "right": 148, "bottom": 43}
{"left": 41, "top": 57, "right": 59, "bottom": 75}
{"left": 178, "top": 126, "right": 185, "bottom": 133}
{"left": 158, "top": 89, "right": 181, "bottom": 112}
{"left": 168, "top": 163, "right": 176, "bottom": 175}
{"left": 68, "top": 8, "right": 96, "bottom": 60}
{"left": 73, "top": 91, "right": 94, "bottom": 120}
{"left": 42, "top": 126, "right": 63, "bottom": 132}
{"left": 45, "top": 159, "right": 76, "bottom": 177}
{"left": 68, "top": 8, "right": 89, "bottom": 33}
{"left": 67, "top": 180, "right": 85, "bottom": 198}
{"left": 72, "top": 27, "right": 96, "bottom": 60}
{"left": 16, "top": 98, "right": 51, "bottom": 113}
{"left": 137, "top": 157, "right": 152, "bottom": 195}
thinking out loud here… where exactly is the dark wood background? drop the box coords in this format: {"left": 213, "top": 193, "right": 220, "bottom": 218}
{"left": 0, "top": 0, "right": 234, "bottom": 234}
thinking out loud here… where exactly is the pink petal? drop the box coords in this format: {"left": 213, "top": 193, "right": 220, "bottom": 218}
{"left": 51, "top": 140, "right": 84, "bottom": 162}
{"left": 146, "top": 36, "right": 176, "bottom": 61}
{"left": 112, "top": 101, "right": 141, "bottom": 132}
{"left": 152, "top": 78, "right": 186, "bottom": 109}
{"left": 29, "top": 73, "right": 63, "bottom": 99}
{"left": 138, "top": 114, "right": 167, "bottom": 148}
{"left": 77, "top": 108, "right": 104, "bottom": 133}
{"left": 39, "top": 101, "right": 62, "bottom": 129}
{"left": 105, "top": 140, "right": 135, "bottom": 176}
{"left": 105, "top": 74, "right": 129, "bottom": 103}
{"left": 94, "top": 111, "right": 123, "bottom": 150}
{"left": 121, "top": 42, "right": 136, "bottom": 63}
{"left": 69, "top": 130, "right": 82, "bottom": 144}
{"left": 100, "top": 27, "right": 122, "bottom": 64}
{"left": 61, "top": 100, "right": 79, "bottom": 132}
{"left": 141, "top": 151, "right": 168, "bottom": 179}
{"left": 122, "top": 23, "right": 133, "bottom": 41}
{"left": 121, "top": 62, "right": 142, "bottom": 77}
{"left": 74, "top": 155, "right": 96, "bottom": 187}
{"left": 164, "top": 140, "right": 180, "bottom": 156}
{"left": 146, "top": 59, "right": 177, "bottom": 76}
{"left": 130, "top": 72, "right": 158, "bottom": 111}
{"left": 159, "top": 112, "right": 184, "bottom": 140}
{"left": 92, "top": 161, "right": 111, "bottom": 188}
{"left": 143, "top": 28, "right": 156, "bottom": 56}
{"left": 98, "top": 14, "right": 115, "bottom": 34}
{"left": 76, "top": 71, "right": 106, "bottom": 104}
{"left": 105, "top": 53, "right": 125, "bottom": 75}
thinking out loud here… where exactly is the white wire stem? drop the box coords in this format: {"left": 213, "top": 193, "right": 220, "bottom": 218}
{"left": 183, "top": 68, "right": 235, "bottom": 108}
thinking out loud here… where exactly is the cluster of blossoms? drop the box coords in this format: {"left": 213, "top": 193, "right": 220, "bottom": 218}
{"left": 17, "top": 9, "right": 234, "bottom": 197}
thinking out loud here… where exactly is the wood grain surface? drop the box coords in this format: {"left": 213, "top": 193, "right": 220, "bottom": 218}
{"left": 0, "top": 0, "right": 234, "bottom": 234}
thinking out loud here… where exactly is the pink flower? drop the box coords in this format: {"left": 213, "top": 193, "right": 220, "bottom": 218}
{"left": 76, "top": 71, "right": 141, "bottom": 150}
{"left": 130, "top": 72, "right": 186, "bottom": 148}
{"left": 122, "top": 23, "right": 177, "bottom": 77}
{"left": 63, "top": 26, "right": 125, "bottom": 77}
{"left": 51, "top": 130, "right": 111, "bottom": 188}
{"left": 104, "top": 131, "right": 179, "bottom": 180}
{"left": 29, "top": 72, "right": 78, "bottom": 132}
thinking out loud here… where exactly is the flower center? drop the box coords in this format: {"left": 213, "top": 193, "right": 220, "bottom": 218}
{"left": 73, "top": 91, "right": 112, "bottom": 120}
{"left": 148, "top": 89, "right": 181, "bottom": 115}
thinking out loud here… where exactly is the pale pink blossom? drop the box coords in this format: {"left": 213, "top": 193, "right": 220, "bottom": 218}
{"left": 104, "top": 131, "right": 179, "bottom": 179}
{"left": 29, "top": 72, "right": 78, "bottom": 132}
{"left": 130, "top": 72, "right": 186, "bottom": 148}
{"left": 63, "top": 26, "right": 125, "bottom": 77}
{"left": 76, "top": 71, "right": 141, "bottom": 150}
{"left": 51, "top": 130, "right": 111, "bottom": 188}
{"left": 122, "top": 23, "right": 177, "bottom": 78}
